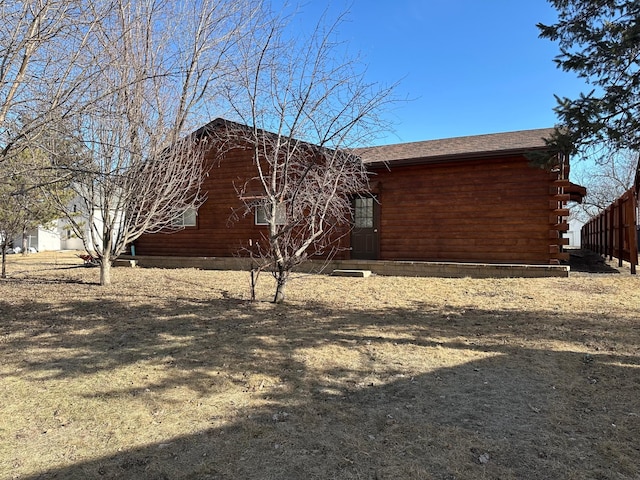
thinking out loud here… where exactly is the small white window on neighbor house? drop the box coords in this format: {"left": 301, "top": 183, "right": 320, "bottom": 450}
{"left": 255, "top": 203, "right": 286, "bottom": 225}
{"left": 172, "top": 207, "right": 197, "bottom": 227}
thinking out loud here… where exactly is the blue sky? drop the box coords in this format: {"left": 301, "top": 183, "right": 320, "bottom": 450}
{"left": 277, "top": 1, "right": 590, "bottom": 145}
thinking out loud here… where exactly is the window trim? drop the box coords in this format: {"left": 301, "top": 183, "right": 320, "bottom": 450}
{"left": 255, "top": 203, "right": 286, "bottom": 226}
{"left": 172, "top": 207, "right": 198, "bottom": 228}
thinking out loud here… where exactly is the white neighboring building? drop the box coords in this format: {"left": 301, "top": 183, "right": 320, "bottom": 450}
{"left": 10, "top": 198, "right": 95, "bottom": 252}
{"left": 56, "top": 198, "right": 88, "bottom": 250}
{"left": 57, "top": 196, "right": 123, "bottom": 253}
{"left": 566, "top": 217, "right": 585, "bottom": 248}
{"left": 12, "top": 219, "right": 84, "bottom": 252}
{"left": 16, "top": 224, "right": 62, "bottom": 252}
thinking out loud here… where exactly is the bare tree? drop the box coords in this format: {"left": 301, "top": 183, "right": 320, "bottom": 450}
{"left": 1, "top": 0, "right": 108, "bottom": 266}
{"left": 222, "top": 8, "right": 397, "bottom": 303}
{"left": 571, "top": 149, "right": 639, "bottom": 223}
{"left": 53, "top": 0, "right": 257, "bottom": 286}
{"left": 1, "top": 0, "right": 98, "bottom": 163}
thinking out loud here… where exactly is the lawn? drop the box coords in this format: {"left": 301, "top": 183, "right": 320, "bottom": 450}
{"left": 1, "top": 252, "right": 639, "bottom": 480}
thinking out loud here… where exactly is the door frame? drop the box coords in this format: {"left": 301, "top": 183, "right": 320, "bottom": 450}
{"left": 350, "top": 194, "right": 380, "bottom": 260}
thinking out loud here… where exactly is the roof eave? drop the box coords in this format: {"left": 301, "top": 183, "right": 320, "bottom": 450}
{"left": 363, "top": 145, "right": 552, "bottom": 169}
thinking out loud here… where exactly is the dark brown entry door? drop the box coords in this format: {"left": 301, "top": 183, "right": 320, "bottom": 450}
{"left": 351, "top": 196, "right": 379, "bottom": 260}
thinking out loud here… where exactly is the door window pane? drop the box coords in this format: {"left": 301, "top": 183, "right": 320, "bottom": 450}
{"left": 354, "top": 197, "right": 374, "bottom": 228}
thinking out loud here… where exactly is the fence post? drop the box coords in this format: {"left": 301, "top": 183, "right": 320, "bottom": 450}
{"left": 629, "top": 191, "right": 640, "bottom": 274}
{"left": 607, "top": 206, "right": 613, "bottom": 260}
{"left": 617, "top": 198, "right": 623, "bottom": 267}
{"left": 601, "top": 212, "right": 606, "bottom": 256}
{"left": 627, "top": 191, "right": 638, "bottom": 274}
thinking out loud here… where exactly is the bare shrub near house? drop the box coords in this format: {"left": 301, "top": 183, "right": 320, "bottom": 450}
{"left": 222, "top": 8, "right": 398, "bottom": 303}
{"left": 53, "top": 0, "right": 259, "bottom": 286}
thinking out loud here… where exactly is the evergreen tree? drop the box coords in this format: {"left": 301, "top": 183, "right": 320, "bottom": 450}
{"left": 538, "top": 0, "right": 640, "bottom": 150}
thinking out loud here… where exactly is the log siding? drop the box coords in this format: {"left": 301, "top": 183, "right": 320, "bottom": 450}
{"left": 135, "top": 120, "right": 579, "bottom": 265}
{"left": 369, "top": 155, "right": 563, "bottom": 264}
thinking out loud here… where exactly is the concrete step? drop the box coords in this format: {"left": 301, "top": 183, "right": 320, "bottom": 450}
{"left": 331, "top": 269, "right": 371, "bottom": 278}
{"left": 113, "top": 259, "right": 138, "bottom": 268}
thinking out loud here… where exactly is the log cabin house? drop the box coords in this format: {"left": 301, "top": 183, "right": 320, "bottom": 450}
{"left": 132, "top": 118, "right": 585, "bottom": 271}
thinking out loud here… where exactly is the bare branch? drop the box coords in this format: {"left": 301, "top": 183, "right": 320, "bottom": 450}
{"left": 220, "top": 6, "right": 399, "bottom": 303}
{"left": 570, "top": 149, "right": 638, "bottom": 223}
{"left": 47, "top": 0, "right": 258, "bottom": 286}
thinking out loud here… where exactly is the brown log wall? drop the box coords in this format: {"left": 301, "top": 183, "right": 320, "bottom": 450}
{"left": 134, "top": 145, "right": 351, "bottom": 259}
{"left": 135, "top": 146, "right": 272, "bottom": 257}
{"left": 369, "top": 156, "right": 568, "bottom": 264}
{"left": 136, "top": 146, "right": 568, "bottom": 265}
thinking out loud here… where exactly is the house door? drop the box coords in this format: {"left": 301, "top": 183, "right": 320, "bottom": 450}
{"left": 351, "top": 196, "right": 379, "bottom": 260}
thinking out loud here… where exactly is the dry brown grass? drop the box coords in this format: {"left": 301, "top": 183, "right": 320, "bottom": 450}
{"left": 1, "top": 251, "right": 639, "bottom": 480}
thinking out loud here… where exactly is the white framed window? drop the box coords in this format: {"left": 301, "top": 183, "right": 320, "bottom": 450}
{"left": 255, "top": 203, "right": 286, "bottom": 225}
{"left": 172, "top": 207, "right": 197, "bottom": 227}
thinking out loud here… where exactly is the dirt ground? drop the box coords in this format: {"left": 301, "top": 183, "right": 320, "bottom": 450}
{"left": 0, "top": 251, "right": 639, "bottom": 480}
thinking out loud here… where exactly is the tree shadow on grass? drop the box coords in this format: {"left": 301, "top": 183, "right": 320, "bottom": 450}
{"left": 0, "top": 275, "right": 95, "bottom": 287}
{"left": 1, "top": 259, "right": 92, "bottom": 280}
{"left": 568, "top": 249, "right": 624, "bottom": 274}
{"left": 2, "top": 294, "right": 639, "bottom": 480}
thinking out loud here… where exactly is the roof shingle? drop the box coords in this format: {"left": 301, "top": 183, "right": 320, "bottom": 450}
{"left": 354, "top": 128, "right": 556, "bottom": 165}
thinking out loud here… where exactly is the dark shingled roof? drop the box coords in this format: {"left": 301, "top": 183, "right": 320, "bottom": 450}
{"left": 354, "top": 128, "right": 556, "bottom": 165}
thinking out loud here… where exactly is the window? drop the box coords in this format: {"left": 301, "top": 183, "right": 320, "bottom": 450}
{"left": 255, "top": 203, "right": 286, "bottom": 225}
{"left": 172, "top": 207, "right": 197, "bottom": 227}
{"left": 354, "top": 197, "right": 374, "bottom": 228}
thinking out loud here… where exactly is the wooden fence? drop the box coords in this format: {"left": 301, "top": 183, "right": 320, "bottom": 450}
{"left": 581, "top": 187, "right": 639, "bottom": 274}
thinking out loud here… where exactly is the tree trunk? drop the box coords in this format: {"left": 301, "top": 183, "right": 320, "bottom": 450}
{"left": 99, "top": 253, "right": 112, "bottom": 286}
{"left": 273, "top": 265, "right": 289, "bottom": 304}
{"left": 21, "top": 228, "right": 28, "bottom": 255}
{"left": 1, "top": 247, "right": 6, "bottom": 279}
